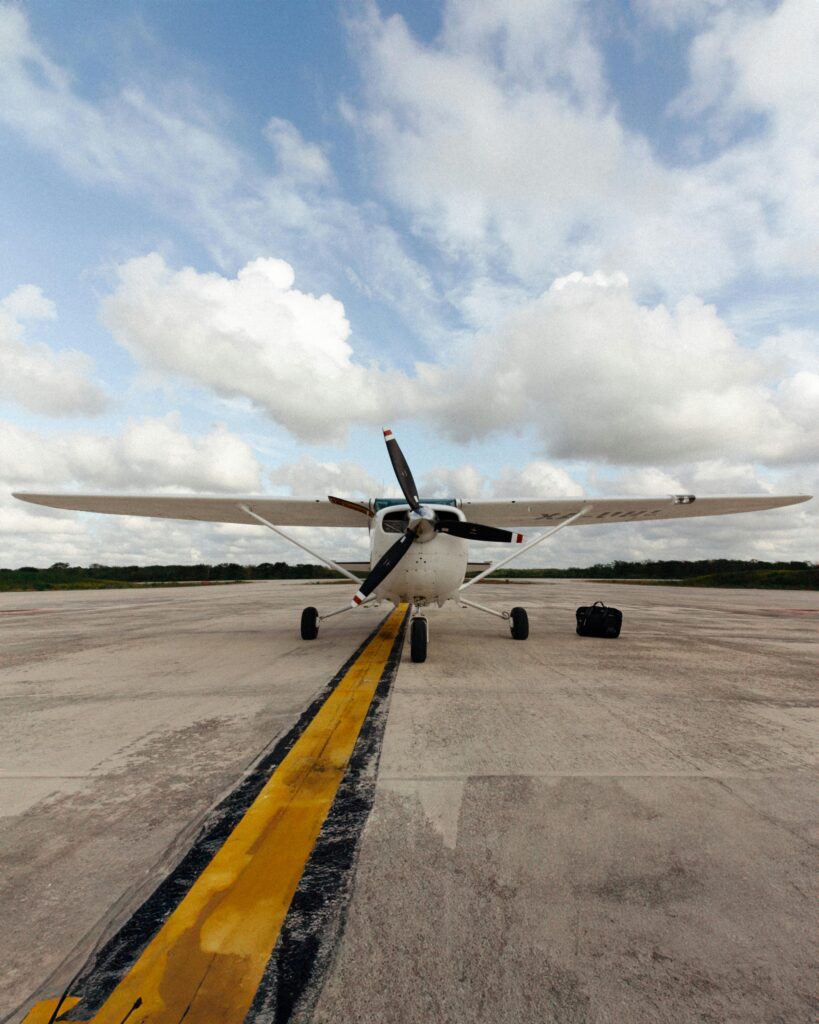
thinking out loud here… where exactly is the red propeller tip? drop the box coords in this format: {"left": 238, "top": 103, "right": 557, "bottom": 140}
{"left": 352, "top": 592, "right": 365, "bottom": 606}
{"left": 383, "top": 428, "right": 394, "bottom": 440}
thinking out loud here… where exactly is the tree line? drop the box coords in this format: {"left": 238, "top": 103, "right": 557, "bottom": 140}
{"left": 1, "top": 558, "right": 815, "bottom": 592}
{"left": 0, "top": 561, "right": 340, "bottom": 590}
{"left": 494, "top": 558, "right": 813, "bottom": 579}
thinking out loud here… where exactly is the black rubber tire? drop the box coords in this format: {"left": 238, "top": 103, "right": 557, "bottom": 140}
{"left": 300, "top": 606, "right": 319, "bottom": 640}
{"left": 410, "top": 617, "right": 428, "bottom": 663}
{"left": 510, "top": 606, "right": 529, "bottom": 640}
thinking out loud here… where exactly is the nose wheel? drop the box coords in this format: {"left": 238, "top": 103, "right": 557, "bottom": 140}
{"left": 410, "top": 616, "right": 428, "bottom": 663}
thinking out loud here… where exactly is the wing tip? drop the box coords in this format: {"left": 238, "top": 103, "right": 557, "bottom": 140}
{"left": 766, "top": 494, "right": 812, "bottom": 507}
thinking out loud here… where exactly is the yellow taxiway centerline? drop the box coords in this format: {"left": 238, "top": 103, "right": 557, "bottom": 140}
{"left": 22, "top": 604, "right": 408, "bottom": 1024}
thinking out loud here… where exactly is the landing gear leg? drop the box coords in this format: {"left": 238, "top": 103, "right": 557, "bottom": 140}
{"left": 459, "top": 596, "right": 529, "bottom": 640}
{"left": 410, "top": 615, "right": 428, "bottom": 663}
{"left": 300, "top": 595, "right": 378, "bottom": 639}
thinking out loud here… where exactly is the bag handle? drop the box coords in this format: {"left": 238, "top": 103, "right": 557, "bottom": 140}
{"left": 591, "top": 600, "right": 607, "bottom": 608}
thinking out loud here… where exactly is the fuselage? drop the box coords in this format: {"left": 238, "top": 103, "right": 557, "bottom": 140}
{"left": 369, "top": 503, "right": 468, "bottom": 606}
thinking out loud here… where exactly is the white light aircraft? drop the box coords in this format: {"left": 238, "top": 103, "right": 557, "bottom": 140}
{"left": 14, "top": 429, "right": 811, "bottom": 662}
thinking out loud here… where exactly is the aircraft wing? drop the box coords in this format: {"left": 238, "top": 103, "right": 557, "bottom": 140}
{"left": 12, "top": 493, "right": 369, "bottom": 528}
{"left": 460, "top": 494, "right": 811, "bottom": 528}
{"left": 13, "top": 492, "right": 811, "bottom": 530}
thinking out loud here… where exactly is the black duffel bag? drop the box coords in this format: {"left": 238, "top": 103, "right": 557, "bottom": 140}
{"left": 576, "top": 600, "right": 623, "bottom": 638}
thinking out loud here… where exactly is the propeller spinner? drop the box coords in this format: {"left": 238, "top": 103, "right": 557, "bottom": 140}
{"left": 351, "top": 429, "right": 523, "bottom": 606}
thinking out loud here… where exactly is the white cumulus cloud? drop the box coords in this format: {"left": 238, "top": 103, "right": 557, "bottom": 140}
{"left": 431, "top": 272, "right": 817, "bottom": 465}
{"left": 269, "top": 454, "right": 385, "bottom": 498}
{"left": 493, "top": 461, "right": 584, "bottom": 498}
{"left": 0, "top": 286, "right": 107, "bottom": 416}
{"left": 348, "top": 0, "right": 819, "bottom": 297}
{"left": 0, "top": 6, "right": 439, "bottom": 333}
{"left": 264, "top": 117, "right": 332, "bottom": 184}
{"left": 419, "top": 464, "right": 490, "bottom": 499}
{"left": 633, "top": 0, "right": 732, "bottom": 31}
{"left": 0, "top": 415, "right": 263, "bottom": 565}
{"left": 670, "top": 0, "right": 819, "bottom": 279}
{"left": 98, "top": 257, "right": 817, "bottom": 468}
{"left": 1, "top": 415, "right": 260, "bottom": 492}
{"left": 100, "top": 253, "right": 423, "bottom": 443}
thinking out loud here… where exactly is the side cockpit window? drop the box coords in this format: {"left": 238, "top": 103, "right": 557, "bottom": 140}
{"left": 383, "top": 511, "right": 408, "bottom": 533}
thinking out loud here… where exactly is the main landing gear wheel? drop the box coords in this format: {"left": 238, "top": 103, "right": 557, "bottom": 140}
{"left": 300, "top": 606, "right": 319, "bottom": 640}
{"left": 410, "top": 616, "right": 428, "bottom": 663}
{"left": 510, "top": 606, "right": 529, "bottom": 640}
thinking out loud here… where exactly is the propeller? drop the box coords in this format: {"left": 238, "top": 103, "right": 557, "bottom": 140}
{"left": 352, "top": 531, "right": 416, "bottom": 605}
{"left": 383, "top": 428, "right": 420, "bottom": 510}
{"left": 351, "top": 428, "right": 526, "bottom": 606}
{"left": 435, "top": 521, "right": 523, "bottom": 544}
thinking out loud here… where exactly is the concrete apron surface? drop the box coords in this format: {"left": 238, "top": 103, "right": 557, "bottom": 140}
{"left": 1, "top": 580, "right": 816, "bottom": 1023}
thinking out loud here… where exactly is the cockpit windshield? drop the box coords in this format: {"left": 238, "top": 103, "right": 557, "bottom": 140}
{"left": 372, "top": 497, "right": 457, "bottom": 512}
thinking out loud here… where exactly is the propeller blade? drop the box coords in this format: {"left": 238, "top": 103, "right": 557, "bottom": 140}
{"left": 328, "top": 495, "right": 373, "bottom": 517}
{"left": 352, "top": 530, "right": 416, "bottom": 605}
{"left": 383, "top": 427, "right": 420, "bottom": 511}
{"left": 435, "top": 521, "right": 524, "bottom": 544}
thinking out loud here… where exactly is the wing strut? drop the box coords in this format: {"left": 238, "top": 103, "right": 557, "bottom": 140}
{"left": 238, "top": 504, "right": 362, "bottom": 584}
{"left": 459, "top": 506, "right": 593, "bottom": 591}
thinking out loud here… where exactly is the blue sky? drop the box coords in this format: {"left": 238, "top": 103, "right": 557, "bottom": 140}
{"left": 1, "top": 0, "right": 816, "bottom": 568}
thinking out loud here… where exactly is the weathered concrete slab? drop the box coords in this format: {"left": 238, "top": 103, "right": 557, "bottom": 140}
{"left": 310, "top": 582, "right": 817, "bottom": 1024}
{"left": 0, "top": 582, "right": 383, "bottom": 1017}
{"left": 1, "top": 580, "right": 816, "bottom": 1023}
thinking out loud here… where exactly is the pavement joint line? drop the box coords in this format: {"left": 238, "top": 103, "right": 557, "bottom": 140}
{"left": 0, "top": 774, "right": 93, "bottom": 780}
{"left": 377, "top": 771, "right": 797, "bottom": 780}
{"left": 18, "top": 603, "right": 409, "bottom": 1024}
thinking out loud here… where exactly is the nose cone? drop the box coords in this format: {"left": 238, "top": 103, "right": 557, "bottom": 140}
{"left": 408, "top": 505, "right": 437, "bottom": 542}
